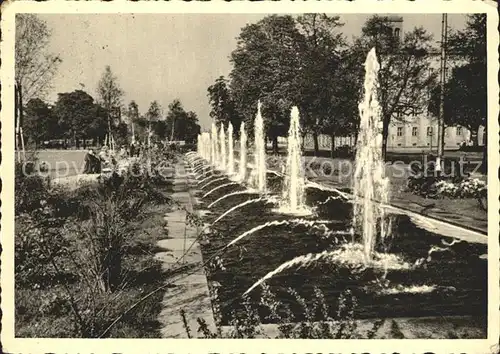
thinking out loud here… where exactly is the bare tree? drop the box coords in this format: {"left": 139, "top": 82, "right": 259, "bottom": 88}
{"left": 15, "top": 14, "right": 61, "bottom": 104}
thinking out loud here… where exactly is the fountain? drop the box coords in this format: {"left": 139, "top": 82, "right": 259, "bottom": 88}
{"left": 220, "top": 124, "right": 227, "bottom": 171}
{"left": 203, "top": 132, "right": 211, "bottom": 161}
{"left": 202, "top": 182, "right": 239, "bottom": 199}
{"left": 239, "top": 122, "right": 247, "bottom": 181}
{"left": 211, "top": 196, "right": 277, "bottom": 226}
{"left": 187, "top": 47, "right": 487, "bottom": 338}
{"left": 197, "top": 133, "right": 201, "bottom": 157}
{"left": 227, "top": 122, "right": 235, "bottom": 175}
{"left": 352, "top": 47, "right": 390, "bottom": 262}
{"left": 278, "top": 107, "right": 310, "bottom": 215}
{"left": 225, "top": 218, "right": 335, "bottom": 249}
{"left": 211, "top": 123, "right": 218, "bottom": 167}
{"left": 208, "top": 189, "right": 258, "bottom": 209}
{"left": 253, "top": 101, "right": 266, "bottom": 193}
{"left": 200, "top": 176, "right": 226, "bottom": 190}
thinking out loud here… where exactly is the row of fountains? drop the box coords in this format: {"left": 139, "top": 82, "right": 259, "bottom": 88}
{"left": 196, "top": 48, "right": 389, "bottom": 262}
{"left": 184, "top": 47, "right": 478, "bottom": 307}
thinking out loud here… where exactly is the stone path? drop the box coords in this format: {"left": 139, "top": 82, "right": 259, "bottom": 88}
{"left": 154, "top": 159, "right": 216, "bottom": 338}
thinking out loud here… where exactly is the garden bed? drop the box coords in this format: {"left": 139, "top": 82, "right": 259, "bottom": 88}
{"left": 15, "top": 153, "right": 178, "bottom": 338}
{"left": 194, "top": 171, "right": 487, "bottom": 335}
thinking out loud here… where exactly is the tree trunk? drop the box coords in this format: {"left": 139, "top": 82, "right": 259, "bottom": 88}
{"left": 313, "top": 132, "right": 319, "bottom": 156}
{"left": 330, "top": 133, "right": 335, "bottom": 158}
{"left": 272, "top": 136, "right": 278, "bottom": 154}
{"left": 381, "top": 117, "right": 390, "bottom": 160}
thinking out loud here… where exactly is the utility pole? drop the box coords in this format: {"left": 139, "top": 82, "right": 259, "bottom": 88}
{"left": 436, "top": 13, "right": 447, "bottom": 173}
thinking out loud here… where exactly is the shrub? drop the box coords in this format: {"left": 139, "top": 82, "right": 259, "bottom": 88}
{"left": 15, "top": 159, "right": 49, "bottom": 214}
{"left": 15, "top": 213, "right": 71, "bottom": 289}
{"left": 15, "top": 148, "right": 176, "bottom": 337}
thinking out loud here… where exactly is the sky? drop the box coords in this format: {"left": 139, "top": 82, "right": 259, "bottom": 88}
{"left": 37, "top": 13, "right": 468, "bottom": 131}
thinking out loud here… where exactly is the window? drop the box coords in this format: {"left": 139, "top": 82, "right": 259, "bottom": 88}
{"left": 427, "top": 127, "right": 433, "bottom": 136}
{"left": 397, "top": 127, "right": 403, "bottom": 137}
{"left": 412, "top": 127, "right": 418, "bottom": 136}
{"left": 394, "top": 28, "right": 400, "bottom": 38}
{"left": 457, "top": 127, "right": 462, "bottom": 136}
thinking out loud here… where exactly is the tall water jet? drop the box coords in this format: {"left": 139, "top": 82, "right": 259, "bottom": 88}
{"left": 220, "top": 124, "right": 227, "bottom": 171}
{"left": 239, "top": 122, "right": 247, "bottom": 181}
{"left": 211, "top": 123, "right": 218, "bottom": 167}
{"left": 227, "top": 122, "right": 235, "bottom": 175}
{"left": 353, "top": 48, "right": 390, "bottom": 263}
{"left": 279, "top": 106, "right": 308, "bottom": 215}
{"left": 204, "top": 132, "right": 211, "bottom": 161}
{"left": 253, "top": 101, "right": 266, "bottom": 193}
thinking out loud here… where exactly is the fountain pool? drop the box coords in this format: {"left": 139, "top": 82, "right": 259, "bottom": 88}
{"left": 187, "top": 157, "right": 486, "bottom": 335}
{"left": 186, "top": 48, "right": 487, "bottom": 338}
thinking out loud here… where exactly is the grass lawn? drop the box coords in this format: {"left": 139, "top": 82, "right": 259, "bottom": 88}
{"left": 264, "top": 152, "right": 487, "bottom": 233}
{"left": 26, "top": 150, "right": 87, "bottom": 178}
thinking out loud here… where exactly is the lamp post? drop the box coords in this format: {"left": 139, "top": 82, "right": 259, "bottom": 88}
{"left": 436, "top": 13, "right": 448, "bottom": 173}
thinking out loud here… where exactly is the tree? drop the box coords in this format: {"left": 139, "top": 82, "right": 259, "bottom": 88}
{"left": 15, "top": 14, "right": 62, "bottom": 104}
{"left": 428, "top": 62, "right": 486, "bottom": 144}
{"left": 53, "top": 90, "right": 104, "bottom": 147}
{"left": 23, "top": 98, "right": 58, "bottom": 147}
{"left": 229, "top": 15, "right": 304, "bottom": 151}
{"left": 146, "top": 101, "right": 162, "bottom": 145}
{"left": 321, "top": 49, "right": 362, "bottom": 155}
{"left": 354, "top": 16, "right": 438, "bottom": 158}
{"left": 165, "top": 99, "right": 201, "bottom": 143}
{"left": 295, "top": 14, "right": 346, "bottom": 154}
{"left": 126, "top": 100, "right": 140, "bottom": 141}
{"left": 429, "top": 14, "right": 487, "bottom": 171}
{"left": 96, "top": 66, "right": 124, "bottom": 138}
{"left": 207, "top": 76, "right": 243, "bottom": 134}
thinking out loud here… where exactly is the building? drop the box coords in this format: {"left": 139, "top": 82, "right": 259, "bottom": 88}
{"left": 385, "top": 16, "right": 485, "bottom": 151}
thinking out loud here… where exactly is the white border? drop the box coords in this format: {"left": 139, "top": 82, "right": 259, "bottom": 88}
{"left": 1, "top": 1, "right": 498, "bottom": 353}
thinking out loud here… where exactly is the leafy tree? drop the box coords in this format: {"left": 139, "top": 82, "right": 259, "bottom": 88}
{"left": 321, "top": 49, "right": 362, "bottom": 155}
{"left": 429, "top": 14, "right": 486, "bottom": 146}
{"left": 428, "top": 62, "right": 486, "bottom": 144}
{"left": 153, "top": 120, "right": 169, "bottom": 141}
{"left": 353, "top": 16, "right": 438, "bottom": 158}
{"left": 15, "top": 14, "right": 62, "bottom": 104}
{"left": 53, "top": 90, "right": 104, "bottom": 146}
{"left": 165, "top": 100, "right": 201, "bottom": 143}
{"left": 96, "top": 66, "right": 124, "bottom": 137}
{"left": 23, "top": 98, "right": 58, "bottom": 147}
{"left": 146, "top": 101, "right": 162, "bottom": 122}
{"left": 207, "top": 76, "right": 243, "bottom": 133}
{"left": 295, "top": 14, "right": 346, "bottom": 154}
{"left": 229, "top": 15, "right": 304, "bottom": 151}
{"left": 429, "top": 14, "right": 487, "bottom": 172}
{"left": 145, "top": 101, "right": 162, "bottom": 146}
{"left": 115, "top": 122, "right": 130, "bottom": 147}
{"left": 92, "top": 104, "right": 109, "bottom": 144}
{"left": 126, "top": 100, "right": 140, "bottom": 141}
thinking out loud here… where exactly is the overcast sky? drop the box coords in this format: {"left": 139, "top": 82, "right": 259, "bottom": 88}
{"left": 37, "top": 13, "right": 468, "bottom": 131}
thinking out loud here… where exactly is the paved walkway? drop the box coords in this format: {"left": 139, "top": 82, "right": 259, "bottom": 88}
{"left": 154, "top": 160, "right": 216, "bottom": 338}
